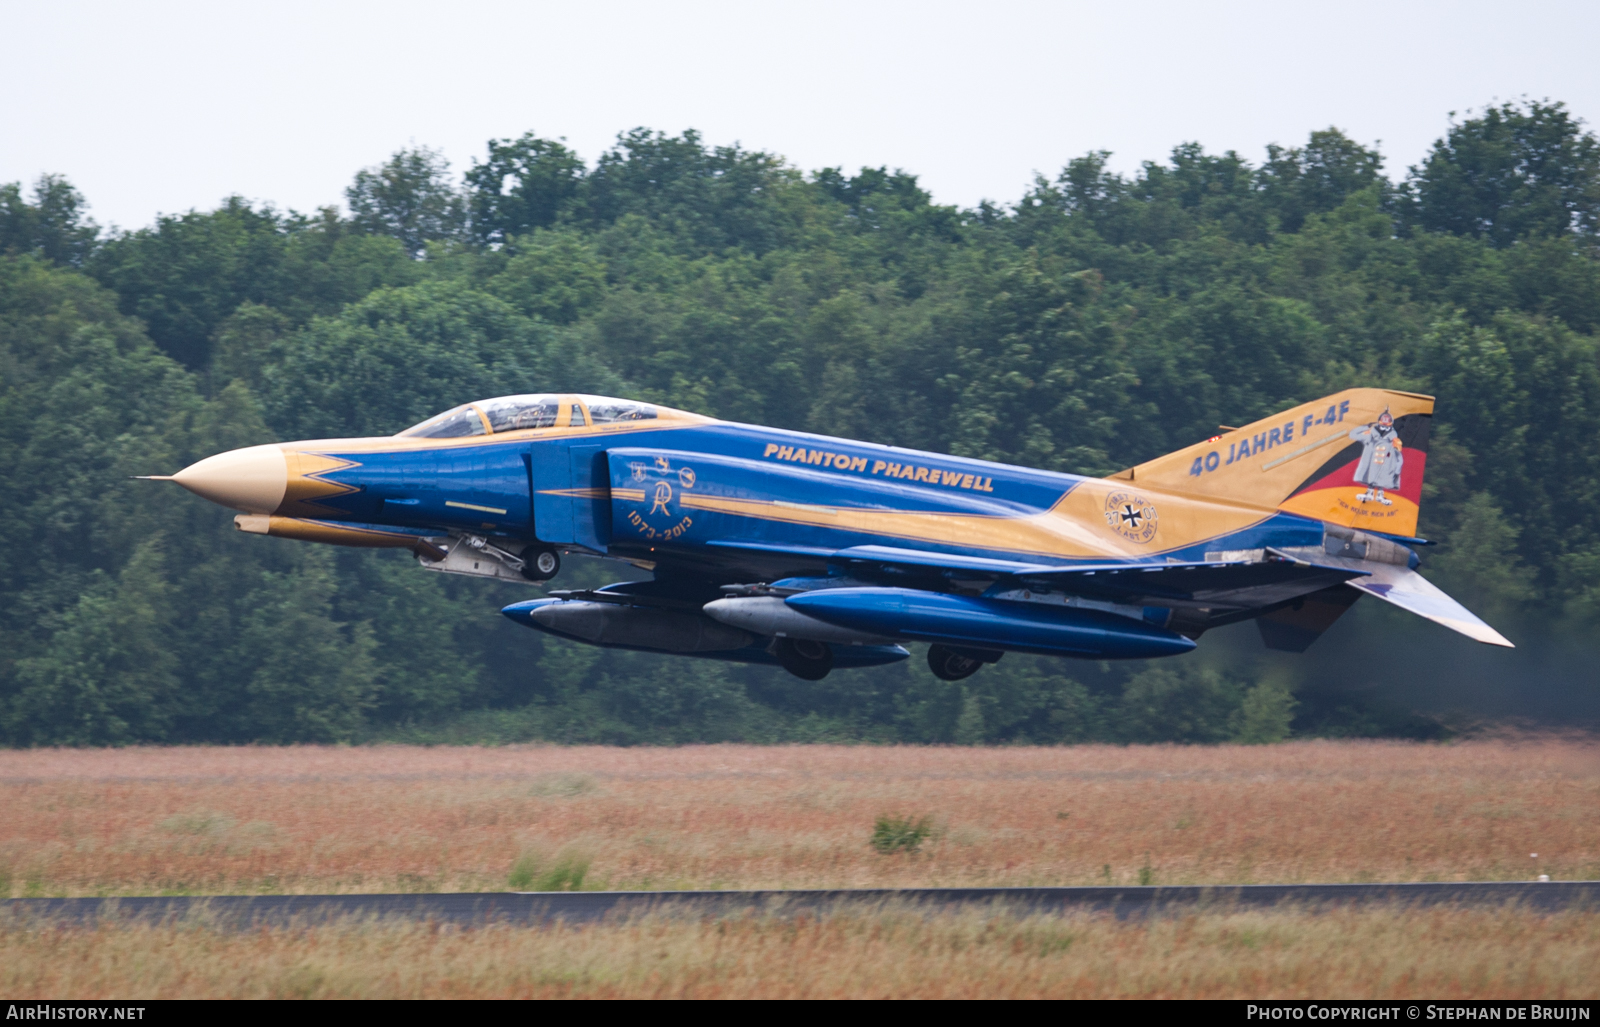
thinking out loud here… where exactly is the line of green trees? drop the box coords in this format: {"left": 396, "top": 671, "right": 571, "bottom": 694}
{"left": 3, "top": 100, "right": 1599, "bottom": 746}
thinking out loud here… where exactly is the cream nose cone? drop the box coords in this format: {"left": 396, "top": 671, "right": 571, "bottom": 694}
{"left": 172, "top": 444, "right": 288, "bottom": 514}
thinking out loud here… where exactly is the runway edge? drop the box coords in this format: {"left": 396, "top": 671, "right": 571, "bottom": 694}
{"left": 4, "top": 882, "right": 1598, "bottom": 926}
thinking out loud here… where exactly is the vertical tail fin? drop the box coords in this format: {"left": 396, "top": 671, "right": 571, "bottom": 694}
{"left": 1108, "top": 388, "right": 1434, "bottom": 538}
{"left": 1111, "top": 388, "right": 1514, "bottom": 648}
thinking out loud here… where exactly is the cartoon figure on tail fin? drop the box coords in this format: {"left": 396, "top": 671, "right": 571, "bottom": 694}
{"left": 1349, "top": 408, "right": 1403, "bottom": 505}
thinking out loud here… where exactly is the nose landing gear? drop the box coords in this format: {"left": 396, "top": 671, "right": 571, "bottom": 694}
{"left": 520, "top": 547, "right": 561, "bottom": 583}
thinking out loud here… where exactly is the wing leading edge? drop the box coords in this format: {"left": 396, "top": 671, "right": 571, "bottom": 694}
{"left": 1007, "top": 553, "right": 1368, "bottom": 610}
{"left": 707, "top": 540, "right": 1368, "bottom": 611}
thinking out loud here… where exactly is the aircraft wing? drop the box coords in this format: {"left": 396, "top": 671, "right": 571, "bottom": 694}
{"left": 1007, "top": 552, "right": 1369, "bottom": 610}
{"left": 705, "top": 540, "right": 1059, "bottom": 577}
{"left": 726, "top": 541, "right": 1368, "bottom": 611}
{"left": 829, "top": 544, "right": 1061, "bottom": 576}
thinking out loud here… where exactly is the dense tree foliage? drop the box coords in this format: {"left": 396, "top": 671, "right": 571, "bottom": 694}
{"left": 3, "top": 99, "right": 1599, "bottom": 745}
{"left": 347, "top": 147, "right": 468, "bottom": 259}
{"left": 1407, "top": 100, "right": 1600, "bottom": 245}
{"left": 0, "top": 174, "right": 98, "bottom": 267}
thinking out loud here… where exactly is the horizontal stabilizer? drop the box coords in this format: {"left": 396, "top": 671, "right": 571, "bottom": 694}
{"left": 1345, "top": 565, "right": 1513, "bottom": 647}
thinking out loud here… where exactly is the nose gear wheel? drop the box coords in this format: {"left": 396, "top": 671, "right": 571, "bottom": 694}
{"left": 521, "top": 547, "right": 561, "bottom": 582}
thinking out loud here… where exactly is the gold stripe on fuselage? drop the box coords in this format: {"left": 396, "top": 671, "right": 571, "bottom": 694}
{"left": 536, "top": 488, "right": 612, "bottom": 499}
{"left": 677, "top": 476, "right": 1275, "bottom": 561}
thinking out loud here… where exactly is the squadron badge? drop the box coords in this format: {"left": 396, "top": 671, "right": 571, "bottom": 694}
{"left": 626, "top": 455, "right": 696, "bottom": 542}
{"left": 1104, "top": 490, "right": 1159, "bottom": 544}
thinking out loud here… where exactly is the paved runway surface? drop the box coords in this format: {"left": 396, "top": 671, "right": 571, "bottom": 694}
{"left": 4, "top": 882, "right": 1597, "bottom": 927}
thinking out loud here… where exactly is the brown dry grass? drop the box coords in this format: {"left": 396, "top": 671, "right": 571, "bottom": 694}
{"left": 2, "top": 906, "right": 1596, "bottom": 999}
{"left": 1, "top": 739, "right": 1596, "bottom": 896}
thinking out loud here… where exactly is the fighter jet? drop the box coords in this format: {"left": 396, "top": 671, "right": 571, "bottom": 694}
{"left": 145, "top": 387, "right": 1510, "bottom": 681}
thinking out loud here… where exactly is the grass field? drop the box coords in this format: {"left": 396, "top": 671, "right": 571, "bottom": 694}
{"left": 1, "top": 738, "right": 1596, "bottom": 896}
{"left": 2, "top": 906, "right": 1596, "bottom": 999}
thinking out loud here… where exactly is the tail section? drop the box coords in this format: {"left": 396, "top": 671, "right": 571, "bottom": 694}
{"left": 1112, "top": 388, "right": 1513, "bottom": 648}
{"left": 1109, "top": 388, "right": 1433, "bottom": 539}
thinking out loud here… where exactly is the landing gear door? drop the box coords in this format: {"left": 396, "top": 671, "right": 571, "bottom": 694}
{"left": 570, "top": 445, "right": 611, "bottom": 553}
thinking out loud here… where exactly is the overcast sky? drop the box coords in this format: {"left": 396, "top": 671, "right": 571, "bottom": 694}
{"left": 4, "top": 0, "right": 1597, "bottom": 231}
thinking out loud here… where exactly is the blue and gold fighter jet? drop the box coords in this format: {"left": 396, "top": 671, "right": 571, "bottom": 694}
{"left": 146, "top": 387, "right": 1510, "bottom": 682}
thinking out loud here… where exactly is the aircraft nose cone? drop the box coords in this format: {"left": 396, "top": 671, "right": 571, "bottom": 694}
{"left": 172, "top": 444, "right": 288, "bottom": 513}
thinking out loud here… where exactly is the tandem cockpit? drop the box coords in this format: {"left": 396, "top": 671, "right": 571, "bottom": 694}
{"left": 398, "top": 394, "right": 667, "bottom": 438}
{"left": 145, "top": 391, "right": 703, "bottom": 586}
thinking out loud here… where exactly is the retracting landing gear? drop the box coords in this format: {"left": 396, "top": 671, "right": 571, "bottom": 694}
{"left": 419, "top": 534, "right": 553, "bottom": 585}
{"left": 775, "top": 637, "right": 834, "bottom": 680}
{"left": 927, "top": 643, "right": 1003, "bottom": 681}
{"left": 520, "top": 547, "right": 561, "bottom": 583}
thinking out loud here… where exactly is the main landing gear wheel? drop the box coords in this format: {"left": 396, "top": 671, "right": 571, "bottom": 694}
{"left": 927, "top": 644, "right": 994, "bottom": 682}
{"left": 775, "top": 637, "right": 834, "bottom": 680}
{"left": 520, "top": 548, "right": 561, "bottom": 583}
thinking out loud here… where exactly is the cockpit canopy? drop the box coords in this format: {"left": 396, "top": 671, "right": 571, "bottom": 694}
{"left": 397, "top": 394, "right": 660, "bottom": 439}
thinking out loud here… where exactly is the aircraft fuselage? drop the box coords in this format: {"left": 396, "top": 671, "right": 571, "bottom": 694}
{"left": 156, "top": 389, "right": 1509, "bottom": 680}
